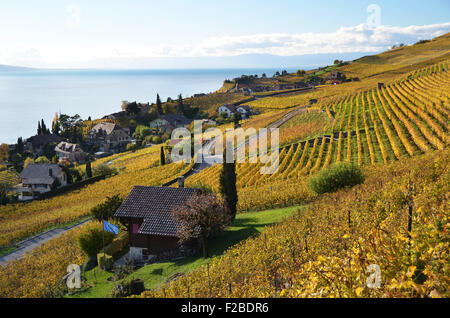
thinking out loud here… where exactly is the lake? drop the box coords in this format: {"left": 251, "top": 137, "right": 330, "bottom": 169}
{"left": 0, "top": 68, "right": 296, "bottom": 144}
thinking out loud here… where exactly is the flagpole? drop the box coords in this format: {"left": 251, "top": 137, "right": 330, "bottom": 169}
{"left": 102, "top": 217, "right": 105, "bottom": 271}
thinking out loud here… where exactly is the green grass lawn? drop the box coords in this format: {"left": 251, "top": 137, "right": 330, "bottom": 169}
{"left": 67, "top": 205, "right": 304, "bottom": 298}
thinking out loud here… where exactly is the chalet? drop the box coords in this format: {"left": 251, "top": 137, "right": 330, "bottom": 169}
{"left": 17, "top": 164, "right": 67, "bottom": 201}
{"left": 236, "top": 105, "right": 252, "bottom": 118}
{"left": 149, "top": 115, "right": 192, "bottom": 132}
{"left": 88, "top": 122, "right": 131, "bottom": 153}
{"left": 114, "top": 183, "right": 201, "bottom": 261}
{"left": 218, "top": 104, "right": 252, "bottom": 118}
{"left": 217, "top": 104, "right": 237, "bottom": 118}
{"left": 326, "top": 71, "right": 343, "bottom": 81}
{"left": 54, "top": 141, "right": 86, "bottom": 163}
{"left": 25, "top": 134, "right": 62, "bottom": 155}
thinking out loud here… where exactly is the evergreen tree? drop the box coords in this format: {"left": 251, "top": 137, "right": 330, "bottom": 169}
{"left": 160, "top": 146, "right": 166, "bottom": 166}
{"left": 219, "top": 146, "right": 237, "bottom": 222}
{"left": 37, "top": 121, "right": 42, "bottom": 135}
{"left": 16, "top": 137, "right": 24, "bottom": 155}
{"left": 41, "top": 119, "right": 46, "bottom": 134}
{"left": 156, "top": 94, "right": 163, "bottom": 114}
{"left": 40, "top": 119, "right": 49, "bottom": 135}
{"left": 85, "top": 161, "right": 93, "bottom": 179}
{"left": 176, "top": 93, "right": 184, "bottom": 114}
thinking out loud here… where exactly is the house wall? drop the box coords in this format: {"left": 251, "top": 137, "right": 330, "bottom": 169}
{"left": 126, "top": 218, "right": 197, "bottom": 255}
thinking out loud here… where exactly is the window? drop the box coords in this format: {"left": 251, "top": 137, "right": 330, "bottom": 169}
{"left": 132, "top": 223, "right": 139, "bottom": 234}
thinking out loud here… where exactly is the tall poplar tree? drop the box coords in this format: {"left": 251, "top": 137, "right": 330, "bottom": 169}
{"left": 219, "top": 145, "right": 237, "bottom": 222}
{"left": 156, "top": 94, "right": 163, "bottom": 114}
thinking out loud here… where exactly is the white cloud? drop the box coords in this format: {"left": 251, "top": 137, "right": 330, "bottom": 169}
{"left": 1, "top": 22, "right": 449, "bottom": 68}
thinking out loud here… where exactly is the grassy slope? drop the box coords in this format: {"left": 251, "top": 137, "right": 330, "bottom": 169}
{"left": 67, "top": 205, "right": 304, "bottom": 298}
{"left": 340, "top": 33, "right": 450, "bottom": 80}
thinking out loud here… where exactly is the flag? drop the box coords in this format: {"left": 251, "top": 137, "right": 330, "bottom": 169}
{"left": 103, "top": 220, "right": 119, "bottom": 235}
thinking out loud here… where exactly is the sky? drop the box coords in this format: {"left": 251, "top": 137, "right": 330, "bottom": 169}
{"left": 0, "top": 0, "right": 449, "bottom": 69}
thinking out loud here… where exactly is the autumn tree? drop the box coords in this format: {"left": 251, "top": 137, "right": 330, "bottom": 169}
{"left": 0, "top": 181, "right": 13, "bottom": 205}
{"left": 0, "top": 144, "right": 9, "bottom": 162}
{"left": 90, "top": 195, "right": 123, "bottom": 223}
{"left": 173, "top": 194, "right": 230, "bottom": 258}
{"left": 52, "top": 113, "right": 61, "bottom": 135}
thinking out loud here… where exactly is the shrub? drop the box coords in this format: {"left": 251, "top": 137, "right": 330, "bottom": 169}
{"left": 309, "top": 162, "right": 364, "bottom": 194}
{"left": 151, "top": 135, "right": 162, "bottom": 144}
{"left": 77, "top": 223, "right": 115, "bottom": 256}
{"left": 97, "top": 253, "right": 114, "bottom": 271}
{"left": 90, "top": 195, "right": 123, "bottom": 223}
{"left": 110, "top": 280, "right": 132, "bottom": 298}
{"left": 126, "top": 143, "right": 137, "bottom": 151}
{"left": 35, "top": 156, "right": 50, "bottom": 164}
{"left": 104, "top": 233, "right": 129, "bottom": 259}
{"left": 93, "top": 164, "right": 117, "bottom": 177}
{"left": 81, "top": 255, "right": 98, "bottom": 272}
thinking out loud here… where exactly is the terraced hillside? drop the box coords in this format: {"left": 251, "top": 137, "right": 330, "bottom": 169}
{"left": 144, "top": 149, "right": 450, "bottom": 298}
{"left": 185, "top": 61, "right": 449, "bottom": 211}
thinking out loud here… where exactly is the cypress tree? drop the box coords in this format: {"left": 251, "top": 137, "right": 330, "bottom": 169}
{"left": 219, "top": 145, "right": 237, "bottom": 222}
{"left": 160, "top": 146, "right": 166, "bottom": 166}
{"left": 37, "top": 121, "right": 42, "bottom": 135}
{"left": 85, "top": 161, "right": 92, "bottom": 179}
{"left": 156, "top": 94, "right": 163, "bottom": 114}
{"left": 16, "top": 137, "right": 24, "bottom": 154}
{"left": 41, "top": 119, "right": 48, "bottom": 135}
{"left": 177, "top": 93, "right": 184, "bottom": 114}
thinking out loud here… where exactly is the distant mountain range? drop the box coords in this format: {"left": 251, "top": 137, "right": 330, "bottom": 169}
{"left": 0, "top": 51, "right": 382, "bottom": 71}
{"left": 0, "top": 64, "right": 35, "bottom": 71}
{"left": 67, "top": 52, "right": 382, "bottom": 70}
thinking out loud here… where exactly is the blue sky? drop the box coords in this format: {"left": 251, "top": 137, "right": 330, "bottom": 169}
{"left": 0, "top": 0, "right": 449, "bottom": 68}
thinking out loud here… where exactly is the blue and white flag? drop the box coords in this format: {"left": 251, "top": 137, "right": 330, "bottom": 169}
{"left": 103, "top": 220, "right": 119, "bottom": 235}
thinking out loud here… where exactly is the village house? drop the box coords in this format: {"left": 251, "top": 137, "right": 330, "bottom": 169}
{"left": 217, "top": 104, "right": 252, "bottom": 118}
{"left": 54, "top": 141, "right": 86, "bottom": 163}
{"left": 17, "top": 163, "right": 67, "bottom": 201}
{"left": 149, "top": 114, "right": 192, "bottom": 133}
{"left": 114, "top": 181, "right": 201, "bottom": 261}
{"left": 275, "top": 82, "right": 308, "bottom": 90}
{"left": 326, "top": 71, "right": 345, "bottom": 84}
{"left": 217, "top": 104, "right": 236, "bottom": 118}
{"left": 88, "top": 122, "right": 131, "bottom": 153}
{"left": 236, "top": 105, "right": 252, "bottom": 118}
{"left": 25, "top": 134, "right": 62, "bottom": 155}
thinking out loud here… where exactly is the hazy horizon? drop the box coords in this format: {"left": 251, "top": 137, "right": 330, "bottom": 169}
{"left": 1, "top": 1, "right": 449, "bottom": 69}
